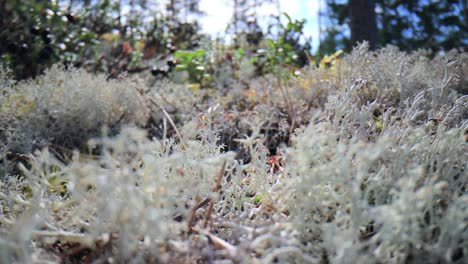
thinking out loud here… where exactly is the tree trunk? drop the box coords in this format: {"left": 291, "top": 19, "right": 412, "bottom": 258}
{"left": 349, "top": 0, "right": 378, "bottom": 49}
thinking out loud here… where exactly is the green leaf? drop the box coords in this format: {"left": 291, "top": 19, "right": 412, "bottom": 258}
{"left": 252, "top": 195, "right": 263, "bottom": 203}
{"left": 283, "top": 12, "right": 292, "bottom": 23}
{"left": 174, "top": 50, "right": 191, "bottom": 58}
{"left": 235, "top": 48, "right": 245, "bottom": 57}
{"left": 287, "top": 51, "right": 297, "bottom": 58}
{"left": 266, "top": 38, "right": 275, "bottom": 49}
{"left": 193, "top": 49, "right": 206, "bottom": 58}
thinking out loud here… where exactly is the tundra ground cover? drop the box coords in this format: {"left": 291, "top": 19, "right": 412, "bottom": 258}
{"left": 0, "top": 44, "right": 466, "bottom": 263}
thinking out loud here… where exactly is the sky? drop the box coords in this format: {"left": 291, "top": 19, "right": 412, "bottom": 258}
{"left": 198, "top": 0, "right": 325, "bottom": 50}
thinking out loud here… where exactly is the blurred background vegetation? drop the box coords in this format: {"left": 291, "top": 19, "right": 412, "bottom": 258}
{"left": 0, "top": 0, "right": 466, "bottom": 82}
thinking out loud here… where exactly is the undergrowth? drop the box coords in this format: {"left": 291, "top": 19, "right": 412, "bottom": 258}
{"left": 0, "top": 43, "right": 466, "bottom": 263}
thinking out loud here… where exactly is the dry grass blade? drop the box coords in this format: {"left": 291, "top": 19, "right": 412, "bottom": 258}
{"left": 204, "top": 161, "right": 226, "bottom": 229}
{"left": 31, "top": 231, "right": 93, "bottom": 246}
{"left": 130, "top": 83, "right": 187, "bottom": 149}
{"left": 191, "top": 227, "right": 238, "bottom": 259}
{"left": 148, "top": 97, "right": 187, "bottom": 149}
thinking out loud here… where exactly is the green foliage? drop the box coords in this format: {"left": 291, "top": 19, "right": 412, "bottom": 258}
{"left": 174, "top": 48, "right": 210, "bottom": 86}
{"left": 0, "top": 0, "right": 205, "bottom": 80}
{"left": 166, "top": 11, "right": 314, "bottom": 87}
{"left": 277, "top": 13, "right": 312, "bottom": 67}
{"left": 0, "top": 0, "right": 99, "bottom": 80}
{"left": 245, "top": 13, "right": 312, "bottom": 76}
{"left": 258, "top": 35, "right": 300, "bottom": 72}
{"left": 0, "top": 0, "right": 313, "bottom": 83}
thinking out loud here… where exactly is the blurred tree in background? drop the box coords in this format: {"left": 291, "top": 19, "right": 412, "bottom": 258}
{"left": 319, "top": 0, "right": 467, "bottom": 56}
{"left": 228, "top": 0, "right": 278, "bottom": 48}
{"left": 1, "top": 0, "right": 467, "bottom": 81}
{"left": 349, "top": 0, "right": 377, "bottom": 50}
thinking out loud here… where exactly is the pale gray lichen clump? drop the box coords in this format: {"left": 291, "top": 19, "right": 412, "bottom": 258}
{"left": 0, "top": 44, "right": 466, "bottom": 263}
{"left": 0, "top": 65, "right": 149, "bottom": 153}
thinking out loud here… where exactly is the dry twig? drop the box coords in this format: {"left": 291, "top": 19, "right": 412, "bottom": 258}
{"left": 130, "top": 83, "right": 187, "bottom": 149}
{"left": 204, "top": 161, "right": 226, "bottom": 229}
{"left": 187, "top": 197, "right": 212, "bottom": 232}
{"left": 191, "top": 227, "right": 238, "bottom": 259}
